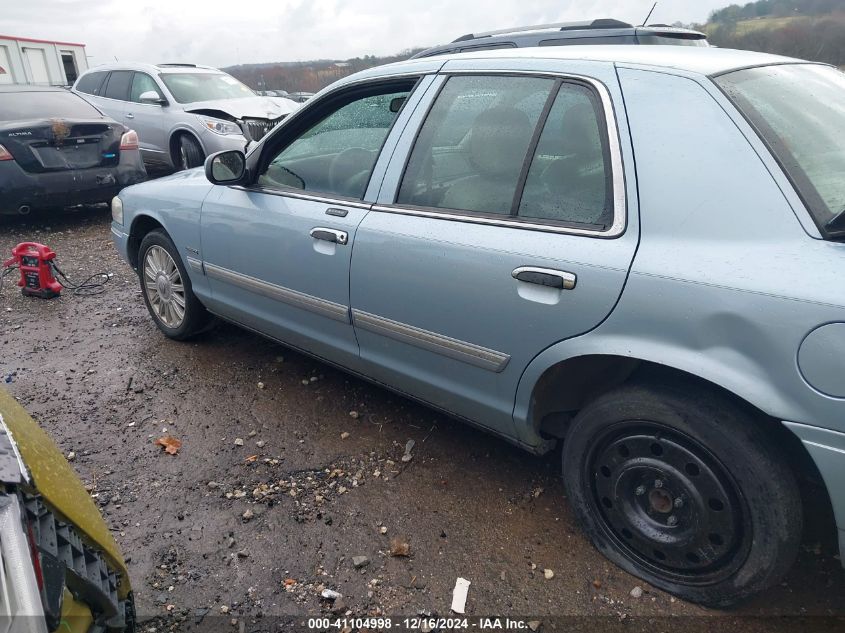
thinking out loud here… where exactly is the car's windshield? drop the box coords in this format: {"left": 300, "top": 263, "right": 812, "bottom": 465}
{"left": 159, "top": 72, "right": 255, "bottom": 104}
{"left": 0, "top": 90, "right": 103, "bottom": 121}
{"left": 716, "top": 64, "right": 845, "bottom": 235}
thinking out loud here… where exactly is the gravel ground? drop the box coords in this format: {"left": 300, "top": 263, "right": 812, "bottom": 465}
{"left": 1, "top": 207, "right": 844, "bottom": 632}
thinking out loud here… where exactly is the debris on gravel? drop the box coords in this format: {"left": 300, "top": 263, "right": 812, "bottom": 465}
{"left": 351, "top": 555, "right": 370, "bottom": 569}
{"left": 389, "top": 536, "right": 410, "bottom": 557}
{"left": 321, "top": 588, "right": 342, "bottom": 600}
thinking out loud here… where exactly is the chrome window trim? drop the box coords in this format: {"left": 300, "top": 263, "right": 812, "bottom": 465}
{"left": 352, "top": 309, "right": 510, "bottom": 373}
{"left": 231, "top": 185, "right": 372, "bottom": 210}
{"left": 379, "top": 69, "right": 627, "bottom": 238}
{"left": 245, "top": 71, "right": 435, "bottom": 160}
{"left": 204, "top": 263, "right": 349, "bottom": 323}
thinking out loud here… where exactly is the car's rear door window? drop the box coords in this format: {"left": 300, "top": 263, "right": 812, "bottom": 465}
{"left": 518, "top": 83, "right": 612, "bottom": 227}
{"left": 103, "top": 71, "right": 133, "bottom": 101}
{"left": 256, "top": 81, "right": 416, "bottom": 200}
{"left": 395, "top": 74, "right": 612, "bottom": 228}
{"left": 396, "top": 75, "right": 555, "bottom": 215}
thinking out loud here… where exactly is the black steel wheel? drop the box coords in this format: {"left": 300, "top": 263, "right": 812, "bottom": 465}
{"left": 587, "top": 422, "right": 750, "bottom": 585}
{"left": 562, "top": 380, "right": 802, "bottom": 607}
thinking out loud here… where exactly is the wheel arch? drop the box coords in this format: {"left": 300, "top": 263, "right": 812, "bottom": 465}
{"left": 520, "top": 346, "right": 836, "bottom": 558}
{"left": 527, "top": 353, "right": 798, "bottom": 449}
{"left": 127, "top": 214, "right": 166, "bottom": 269}
{"left": 517, "top": 336, "right": 808, "bottom": 447}
{"left": 168, "top": 128, "right": 206, "bottom": 166}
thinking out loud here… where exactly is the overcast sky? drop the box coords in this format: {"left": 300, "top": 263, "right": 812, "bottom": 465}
{"left": 5, "top": 0, "right": 729, "bottom": 68}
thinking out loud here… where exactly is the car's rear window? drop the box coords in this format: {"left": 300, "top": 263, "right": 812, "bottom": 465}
{"left": 637, "top": 34, "right": 708, "bottom": 46}
{"left": 75, "top": 71, "right": 108, "bottom": 95}
{"left": 0, "top": 90, "right": 103, "bottom": 121}
{"left": 715, "top": 64, "right": 845, "bottom": 236}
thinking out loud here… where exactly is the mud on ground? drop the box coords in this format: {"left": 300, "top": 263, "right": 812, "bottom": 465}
{"left": 1, "top": 208, "right": 843, "bottom": 632}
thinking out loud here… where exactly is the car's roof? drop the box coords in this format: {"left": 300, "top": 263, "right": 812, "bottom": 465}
{"left": 0, "top": 84, "right": 71, "bottom": 93}
{"left": 80, "top": 62, "right": 221, "bottom": 75}
{"left": 398, "top": 45, "right": 809, "bottom": 77}
{"left": 413, "top": 19, "right": 708, "bottom": 59}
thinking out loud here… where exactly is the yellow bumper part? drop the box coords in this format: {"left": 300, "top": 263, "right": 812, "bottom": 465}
{"left": 58, "top": 588, "right": 94, "bottom": 633}
{"left": 0, "top": 388, "right": 130, "bottom": 598}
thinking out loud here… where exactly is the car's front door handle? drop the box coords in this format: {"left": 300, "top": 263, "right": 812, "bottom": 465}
{"left": 512, "top": 266, "right": 577, "bottom": 290}
{"left": 125, "top": 113, "right": 135, "bottom": 119}
{"left": 310, "top": 227, "right": 348, "bottom": 245}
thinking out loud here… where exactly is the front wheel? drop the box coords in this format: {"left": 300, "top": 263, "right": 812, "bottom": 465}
{"left": 138, "top": 230, "right": 210, "bottom": 340}
{"left": 176, "top": 135, "right": 204, "bottom": 170}
{"left": 562, "top": 381, "right": 802, "bottom": 607}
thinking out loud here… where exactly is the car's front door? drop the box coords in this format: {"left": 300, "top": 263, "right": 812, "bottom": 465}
{"left": 126, "top": 72, "right": 168, "bottom": 159}
{"left": 349, "top": 61, "right": 639, "bottom": 442}
{"left": 198, "top": 76, "right": 429, "bottom": 367}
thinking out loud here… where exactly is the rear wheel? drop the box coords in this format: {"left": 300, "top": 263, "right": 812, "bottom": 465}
{"left": 562, "top": 381, "right": 802, "bottom": 607}
{"left": 176, "top": 135, "right": 204, "bottom": 170}
{"left": 138, "top": 230, "right": 210, "bottom": 340}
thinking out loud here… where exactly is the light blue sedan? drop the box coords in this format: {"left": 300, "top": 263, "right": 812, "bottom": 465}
{"left": 110, "top": 45, "right": 845, "bottom": 606}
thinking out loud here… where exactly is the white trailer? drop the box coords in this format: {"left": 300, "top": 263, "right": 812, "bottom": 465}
{"left": 0, "top": 34, "right": 87, "bottom": 86}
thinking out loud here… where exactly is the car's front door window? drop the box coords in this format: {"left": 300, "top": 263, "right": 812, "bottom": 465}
{"left": 130, "top": 72, "right": 162, "bottom": 103}
{"left": 257, "top": 84, "right": 414, "bottom": 200}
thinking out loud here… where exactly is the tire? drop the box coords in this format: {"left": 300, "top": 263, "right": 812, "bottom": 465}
{"left": 562, "top": 380, "right": 802, "bottom": 607}
{"left": 176, "top": 135, "right": 204, "bottom": 171}
{"left": 138, "top": 229, "right": 211, "bottom": 340}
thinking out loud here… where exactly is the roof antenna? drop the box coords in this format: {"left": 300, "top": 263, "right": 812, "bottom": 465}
{"left": 640, "top": 2, "right": 657, "bottom": 26}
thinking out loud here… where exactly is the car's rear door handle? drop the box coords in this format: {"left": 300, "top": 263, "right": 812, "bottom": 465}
{"left": 125, "top": 113, "right": 134, "bottom": 119}
{"left": 310, "top": 227, "right": 348, "bottom": 245}
{"left": 512, "top": 266, "right": 577, "bottom": 290}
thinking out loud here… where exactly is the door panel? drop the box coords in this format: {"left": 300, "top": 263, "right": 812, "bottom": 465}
{"left": 350, "top": 63, "right": 639, "bottom": 442}
{"left": 126, "top": 72, "right": 167, "bottom": 156}
{"left": 197, "top": 76, "right": 430, "bottom": 368}
{"left": 199, "top": 188, "right": 367, "bottom": 367}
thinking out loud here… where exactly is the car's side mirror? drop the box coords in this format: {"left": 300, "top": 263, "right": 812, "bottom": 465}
{"left": 205, "top": 150, "right": 247, "bottom": 185}
{"left": 139, "top": 91, "right": 167, "bottom": 105}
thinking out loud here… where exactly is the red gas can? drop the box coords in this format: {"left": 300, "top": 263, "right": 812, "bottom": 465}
{"left": 3, "top": 243, "right": 62, "bottom": 299}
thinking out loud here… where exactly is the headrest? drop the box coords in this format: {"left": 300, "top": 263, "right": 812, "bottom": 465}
{"left": 468, "top": 106, "right": 532, "bottom": 178}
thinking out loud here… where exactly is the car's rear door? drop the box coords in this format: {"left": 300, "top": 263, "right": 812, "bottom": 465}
{"left": 197, "top": 71, "right": 440, "bottom": 368}
{"left": 349, "top": 58, "right": 639, "bottom": 442}
{"left": 88, "top": 70, "right": 131, "bottom": 124}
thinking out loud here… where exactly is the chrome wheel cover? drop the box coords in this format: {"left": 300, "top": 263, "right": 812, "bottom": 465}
{"left": 143, "top": 245, "right": 186, "bottom": 328}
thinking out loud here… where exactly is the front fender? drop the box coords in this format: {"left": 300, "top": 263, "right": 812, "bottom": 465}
{"left": 120, "top": 170, "right": 214, "bottom": 295}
